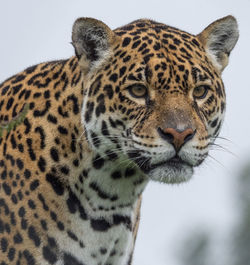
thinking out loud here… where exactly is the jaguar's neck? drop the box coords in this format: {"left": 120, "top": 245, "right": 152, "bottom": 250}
{"left": 68, "top": 147, "right": 149, "bottom": 219}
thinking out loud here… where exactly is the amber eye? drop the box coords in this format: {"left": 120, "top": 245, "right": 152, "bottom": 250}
{"left": 127, "top": 84, "right": 148, "bottom": 98}
{"left": 193, "top": 85, "right": 210, "bottom": 99}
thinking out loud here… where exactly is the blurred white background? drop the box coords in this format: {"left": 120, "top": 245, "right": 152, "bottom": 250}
{"left": 1, "top": 1, "right": 249, "bottom": 264}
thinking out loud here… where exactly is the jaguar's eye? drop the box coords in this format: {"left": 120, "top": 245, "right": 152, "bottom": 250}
{"left": 127, "top": 84, "right": 147, "bottom": 98}
{"left": 193, "top": 85, "right": 210, "bottom": 99}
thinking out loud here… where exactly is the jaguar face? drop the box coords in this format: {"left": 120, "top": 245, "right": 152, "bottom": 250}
{"left": 72, "top": 17, "right": 238, "bottom": 184}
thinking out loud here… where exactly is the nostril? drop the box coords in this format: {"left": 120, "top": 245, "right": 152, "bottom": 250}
{"left": 164, "top": 133, "right": 174, "bottom": 143}
{"left": 183, "top": 129, "right": 196, "bottom": 143}
{"left": 157, "top": 127, "right": 174, "bottom": 142}
{"left": 165, "top": 133, "right": 174, "bottom": 142}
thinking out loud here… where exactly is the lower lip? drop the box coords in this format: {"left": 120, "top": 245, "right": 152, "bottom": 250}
{"left": 141, "top": 158, "right": 188, "bottom": 173}
{"left": 152, "top": 159, "right": 184, "bottom": 169}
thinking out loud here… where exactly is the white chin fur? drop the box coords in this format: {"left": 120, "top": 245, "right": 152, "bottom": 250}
{"left": 147, "top": 164, "right": 193, "bottom": 184}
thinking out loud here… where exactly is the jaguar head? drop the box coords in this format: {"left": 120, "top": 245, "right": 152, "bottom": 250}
{"left": 72, "top": 16, "right": 238, "bottom": 184}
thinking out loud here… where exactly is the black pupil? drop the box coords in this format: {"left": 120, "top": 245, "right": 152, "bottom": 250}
{"left": 196, "top": 86, "right": 205, "bottom": 96}
{"left": 134, "top": 86, "right": 144, "bottom": 95}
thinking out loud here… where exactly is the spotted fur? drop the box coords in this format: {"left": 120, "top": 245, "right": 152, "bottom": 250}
{"left": 0, "top": 16, "right": 238, "bottom": 265}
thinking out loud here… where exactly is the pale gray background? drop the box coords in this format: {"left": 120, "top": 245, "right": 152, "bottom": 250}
{"left": 0, "top": 1, "right": 249, "bottom": 264}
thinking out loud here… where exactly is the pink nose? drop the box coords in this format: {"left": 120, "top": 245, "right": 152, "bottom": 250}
{"left": 158, "top": 127, "right": 196, "bottom": 151}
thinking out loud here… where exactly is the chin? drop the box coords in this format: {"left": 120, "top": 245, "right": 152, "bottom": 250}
{"left": 147, "top": 163, "right": 194, "bottom": 184}
{"left": 129, "top": 153, "right": 195, "bottom": 184}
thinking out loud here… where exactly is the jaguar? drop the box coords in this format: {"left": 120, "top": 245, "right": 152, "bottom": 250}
{"left": 0, "top": 15, "right": 238, "bottom": 265}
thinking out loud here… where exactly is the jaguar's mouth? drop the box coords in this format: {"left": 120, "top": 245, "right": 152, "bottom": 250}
{"left": 150, "top": 156, "right": 191, "bottom": 171}
{"left": 129, "top": 153, "right": 191, "bottom": 172}
{"left": 128, "top": 152, "right": 194, "bottom": 184}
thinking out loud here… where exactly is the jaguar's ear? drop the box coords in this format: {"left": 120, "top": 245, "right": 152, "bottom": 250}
{"left": 72, "top": 17, "right": 116, "bottom": 74}
{"left": 197, "top": 15, "right": 239, "bottom": 72}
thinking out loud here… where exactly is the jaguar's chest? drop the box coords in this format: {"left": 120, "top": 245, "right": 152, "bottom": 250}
{"left": 37, "top": 155, "right": 144, "bottom": 265}
{"left": 52, "top": 218, "right": 134, "bottom": 265}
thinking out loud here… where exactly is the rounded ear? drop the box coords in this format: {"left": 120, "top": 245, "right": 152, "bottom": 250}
{"left": 197, "top": 15, "right": 239, "bottom": 72}
{"left": 72, "top": 17, "right": 116, "bottom": 74}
